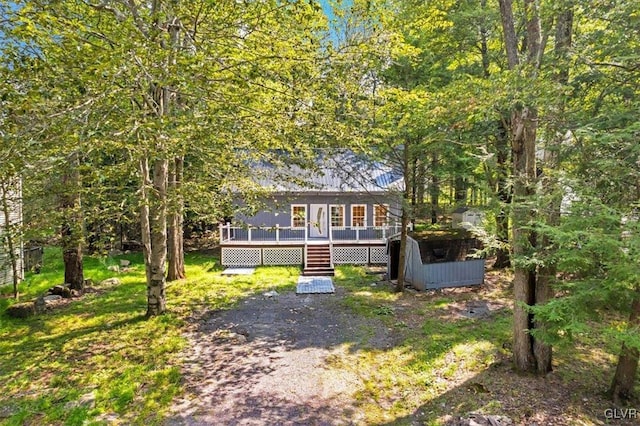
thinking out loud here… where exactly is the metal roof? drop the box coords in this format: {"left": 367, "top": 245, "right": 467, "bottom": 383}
{"left": 255, "top": 153, "right": 404, "bottom": 193}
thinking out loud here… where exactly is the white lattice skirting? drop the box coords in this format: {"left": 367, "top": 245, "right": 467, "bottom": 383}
{"left": 221, "top": 248, "right": 261, "bottom": 266}
{"left": 369, "top": 247, "right": 388, "bottom": 264}
{"left": 221, "top": 246, "right": 387, "bottom": 266}
{"left": 262, "top": 248, "right": 303, "bottom": 265}
{"left": 333, "top": 247, "right": 369, "bottom": 264}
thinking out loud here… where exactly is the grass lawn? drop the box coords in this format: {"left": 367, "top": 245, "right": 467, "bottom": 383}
{"left": 0, "top": 248, "right": 298, "bottom": 425}
{"left": 0, "top": 250, "right": 637, "bottom": 425}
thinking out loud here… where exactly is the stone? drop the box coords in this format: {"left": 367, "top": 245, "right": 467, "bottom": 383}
{"left": 34, "top": 296, "right": 46, "bottom": 313}
{"left": 43, "top": 295, "right": 63, "bottom": 303}
{"left": 84, "top": 278, "right": 95, "bottom": 287}
{"left": 6, "top": 302, "right": 36, "bottom": 318}
{"left": 100, "top": 278, "right": 121, "bottom": 286}
{"left": 70, "top": 289, "right": 81, "bottom": 298}
{"left": 107, "top": 265, "right": 120, "bottom": 272}
{"left": 50, "top": 285, "right": 72, "bottom": 299}
{"left": 263, "top": 290, "right": 279, "bottom": 298}
{"left": 120, "top": 259, "right": 131, "bottom": 267}
{"left": 64, "top": 391, "right": 96, "bottom": 410}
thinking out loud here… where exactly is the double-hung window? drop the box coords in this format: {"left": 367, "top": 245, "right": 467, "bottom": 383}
{"left": 373, "top": 204, "right": 389, "bottom": 227}
{"left": 351, "top": 204, "right": 366, "bottom": 228}
{"left": 330, "top": 205, "right": 345, "bottom": 228}
{"left": 291, "top": 205, "right": 307, "bottom": 228}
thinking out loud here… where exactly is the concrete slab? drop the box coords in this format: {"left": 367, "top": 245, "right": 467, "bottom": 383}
{"left": 296, "top": 276, "right": 335, "bottom": 294}
{"left": 221, "top": 268, "right": 256, "bottom": 276}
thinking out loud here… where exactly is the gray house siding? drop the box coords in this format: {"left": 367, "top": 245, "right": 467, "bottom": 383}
{"left": 0, "top": 181, "right": 23, "bottom": 286}
{"left": 235, "top": 193, "right": 401, "bottom": 229}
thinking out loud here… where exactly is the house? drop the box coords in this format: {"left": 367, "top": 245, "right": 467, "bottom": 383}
{"left": 452, "top": 207, "right": 484, "bottom": 229}
{"left": 0, "top": 179, "right": 23, "bottom": 286}
{"left": 219, "top": 153, "right": 403, "bottom": 274}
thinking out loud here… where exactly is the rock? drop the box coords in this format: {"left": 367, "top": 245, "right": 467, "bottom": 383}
{"left": 64, "top": 391, "right": 96, "bottom": 410}
{"left": 70, "top": 289, "right": 81, "bottom": 298}
{"left": 0, "top": 404, "right": 18, "bottom": 418}
{"left": 263, "top": 290, "right": 279, "bottom": 298}
{"left": 6, "top": 302, "right": 36, "bottom": 318}
{"left": 95, "top": 412, "right": 119, "bottom": 423}
{"left": 50, "top": 285, "right": 72, "bottom": 299}
{"left": 448, "top": 414, "right": 513, "bottom": 426}
{"left": 84, "top": 278, "right": 95, "bottom": 287}
{"left": 120, "top": 259, "right": 131, "bottom": 267}
{"left": 43, "top": 295, "right": 63, "bottom": 303}
{"left": 34, "top": 296, "right": 46, "bottom": 313}
{"left": 107, "top": 265, "right": 120, "bottom": 272}
{"left": 100, "top": 278, "right": 121, "bottom": 286}
{"left": 108, "top": 249, "right": 123, "bottom": 257}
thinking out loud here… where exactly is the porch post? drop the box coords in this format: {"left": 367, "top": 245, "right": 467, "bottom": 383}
{"left": 304, "top": 224, "right": 308, "bottom": 242}
{"left": 248, "top": 226, "right": 252, "bottom": 242}
{"left": 218, "top": 223, "right": 223, "bottom": 244}
{"left": 356, "top": 228, "right": 360, "bottom": 241}
{"left": 276, "top": 224, "right": 280, "bottom": 242}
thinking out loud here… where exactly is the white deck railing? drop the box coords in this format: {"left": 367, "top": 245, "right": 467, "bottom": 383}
{"left": 219, "top": 223, "right": 401, "bottom": 244}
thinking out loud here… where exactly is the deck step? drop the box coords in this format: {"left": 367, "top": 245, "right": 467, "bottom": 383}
{"left": 302, "top": 267, "right": 335, "bottom": 276}
{"left": 304, "top": 244, "right": 334, "bottom": 276}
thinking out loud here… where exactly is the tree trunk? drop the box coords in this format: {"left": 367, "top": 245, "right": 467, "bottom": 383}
{"left": 167, "top": 156, "right": 185, "bottom": 281}
{"left": 454, "top": 176, "right": 467, "bottom": 204}
{"left": 511, "top": 106, "right": 545, "bottom": 372}
{"left": 498, "top": 0, "right": 519, "bottom": 69}
{"left": 416, "top": 160, "right": 426, "bottom": 220}
{"left": 395, "top": 144, "right": 412, "bottom": 293}
{"left": 0, "top": 180, "right": 21, "bottom": 299}
{"left": 609, "top": 296, "right": 640, "bottom": 403}
{"left": 395, "top": 207, "right": 409, "bottom": 293}
{"left": 430, "top": 153, "right": 439, "bottom": 224}
{"left": 494, "top": 119, "right": 511, "bottom": 269}
{"left": 60, "top": 152, "right": 84, "bottom": 292}
{"left": 140, "top": 157, "right": 153, "bottom": 286}
{"left": 146, "top": 157, "right": 168, "bottom": 316}
{"left": 498, "top": 0, "right": 552, "bottom": 375}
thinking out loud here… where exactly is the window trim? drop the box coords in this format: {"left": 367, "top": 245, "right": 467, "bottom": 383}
{"left": 351, "top": 204, "right": 367, "bottom": 229}
{"left": 373, "top": 204, "right": 389, "bottom": 228}
{"left": 329, "top": 204, "right": 346, "bottom": 228}
{"left": 291, "top": 204, "right": 307, "bottom": 229}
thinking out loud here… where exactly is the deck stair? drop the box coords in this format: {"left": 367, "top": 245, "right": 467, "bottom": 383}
{"left": 303, "top": 244, "right": 334, "bottom": 276}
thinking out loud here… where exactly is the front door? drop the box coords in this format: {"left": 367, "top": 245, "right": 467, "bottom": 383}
{"left": 309, "top": 204, "right": 328, "bottom": 238}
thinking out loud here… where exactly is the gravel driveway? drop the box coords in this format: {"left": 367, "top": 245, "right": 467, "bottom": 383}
{"left": 165, "top": 287, "right": 393, "bottom": 425}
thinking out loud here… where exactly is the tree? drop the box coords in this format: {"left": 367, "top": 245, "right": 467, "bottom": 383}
{"left": 4, "top": 0, "right": 330, "bottom": 315}
{"left": 497, "top": 0, "right": 551, "bottom": 374}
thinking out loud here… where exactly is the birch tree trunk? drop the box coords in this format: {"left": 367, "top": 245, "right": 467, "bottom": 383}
{"left": 0, "top": 180, "right": 21, "bottom": 299}
{"left": 146, "top": 157, "right": 168, "bottom": 316}
{"left": 139, "top": 157, "right": 153, "bottom": 286}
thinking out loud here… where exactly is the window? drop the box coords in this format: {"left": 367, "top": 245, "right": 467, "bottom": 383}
{"left": 291, "top": 205, "right": 306, "bottom": 228}
{"left": 374, "top": 204, "right": 389, "bottom": 227}
{"left": 351, "top": 204, "right": 366, "bottom": 228}
{"left": 330, "top": 205, "right": 345, "bottom": 227}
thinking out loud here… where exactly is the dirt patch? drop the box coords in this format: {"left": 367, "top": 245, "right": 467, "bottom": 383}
{"left": 165, "top": 288, "right": 395, "bottom": 425}
{"left": 164, "top": 275, "right": 638, "bottom": 426}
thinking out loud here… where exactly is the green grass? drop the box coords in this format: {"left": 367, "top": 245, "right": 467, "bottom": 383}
{"left": 0, "top": 253, "right": 636, "bottom": 425}
{"left": 331, "top": 266, "right": 636, "bottom": 425}
{"left": 0, "top": 248, "right": 298, "bottom": 425}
